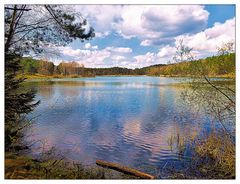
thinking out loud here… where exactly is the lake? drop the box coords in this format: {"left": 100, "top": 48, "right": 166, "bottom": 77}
{"left": 24, "top": 76, "right": 228, "bottom": 177}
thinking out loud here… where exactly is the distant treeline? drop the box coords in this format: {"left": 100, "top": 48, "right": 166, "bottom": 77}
{"left": 146, "top": 53, "right": 235, "bottom": 77}
{"left": 19, "top": 58, "right": 162, "bottom": 76}
{"left": 19, "top": 53, "right": 235, "bottom": 77}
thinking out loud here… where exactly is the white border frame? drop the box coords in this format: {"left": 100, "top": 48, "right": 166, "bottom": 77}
{"left": 0, "top": 1, "right": 238, "bottom": 184}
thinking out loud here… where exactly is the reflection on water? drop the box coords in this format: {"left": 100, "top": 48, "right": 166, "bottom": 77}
{"left": 25, "top": 76, "right": 215, "bottom": 175}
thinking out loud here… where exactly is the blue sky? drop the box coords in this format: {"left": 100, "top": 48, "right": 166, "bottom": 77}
{"left": 205, "top": 5, "right": 235, "bottom": 27}
{"left": 51, "top": 5, "right": 235, "bottom": 68}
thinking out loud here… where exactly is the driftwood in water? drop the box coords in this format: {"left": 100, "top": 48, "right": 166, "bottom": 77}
{"left": 96, "top": 160, "right": 155, "bottom": 179}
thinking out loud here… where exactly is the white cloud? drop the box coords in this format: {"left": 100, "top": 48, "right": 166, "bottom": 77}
{"left": 59, "top": 46, "right": 164, "bottom": 68}
{"left": 92, "top": 45, "right": 98, "bottom": 49}
{"left": 157, "top": 45, "right": 176, "bottom": 58}
{"left": 95, "top": 31, "right": 110, "bottom": 38}
{"left": 134, "top": 52, "right": 156, "bottom": 63}
{"left": 74, "top": 5, "right": 122, "bottom": 34}
{"left": 84, "top": 43, "right": 91, "bottom": 49}
{"left": 140, "top": 40, "right": 151, "bottom": 46}
{"left": 62, "top": 47, "right": 82, "bottom": 57}
{"left": 74, "top": 5, "right": 209, "bottom": 45}
{"left": 59, "top": 46, "right": 110, "bottom": 67}
{"left": 111, "top": 55, "right": 126, "bottom": 61}
{"left": 206, "top": 19, "right": 235, "bottom": 39}
{"left": 58, "top": 46, "right": 133, "bottom": 68}
{"left": 176, "top": 17, "right": 235, "bottom": 55}
{"left": 116, "top": 5, "right": 208, "bottom": 42}
{"left": 106, "top": 47, "right": 132, "bottom": 53}
{"left": 84, "top": 43, "right": 98, "bottom": 49}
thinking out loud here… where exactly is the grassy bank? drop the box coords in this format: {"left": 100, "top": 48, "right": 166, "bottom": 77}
{"left": 17, "top": 73, "right": 86, "bottom": 80}
{"left": 5, "top": 152, "right": 138, "bottom": 179}
{"left": 166, "top": 131, "right": 235, "bottom": 179}
{"left": 18, "top": 73, "right": 235, "bottom": 81}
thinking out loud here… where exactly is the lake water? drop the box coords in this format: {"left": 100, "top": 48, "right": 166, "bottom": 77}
{"left": 24, "top": 76, "right": 224, "bottom": 177}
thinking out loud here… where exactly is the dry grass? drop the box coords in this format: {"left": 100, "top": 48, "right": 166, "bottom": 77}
{"left": 16, "top": 74, "right": 85, "bottom": 80}
{"left": 5, "top": 152, "right": 139, "bottom": 179}
{"left": 193, "top": 131, "right": 235, "bottom": 178}
{"left": 167, "top": 130, "right": 235, "bottom": 179}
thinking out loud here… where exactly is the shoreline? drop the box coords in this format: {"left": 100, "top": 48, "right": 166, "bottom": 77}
{"left": 19, "top": 74, "right": 235, "bottom": 81}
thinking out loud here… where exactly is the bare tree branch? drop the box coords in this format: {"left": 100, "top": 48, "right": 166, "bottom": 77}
{"left": 204, "top": 75, "right": 235, "bottom": 105}
{"left": 5, "top": 7, "right": 31, "bottom": 11}
{"left": 15, "top": 17, "right": 54, "bottom": 31}
{"left": 9, "top": 26, "right": 47, "bottom": 47}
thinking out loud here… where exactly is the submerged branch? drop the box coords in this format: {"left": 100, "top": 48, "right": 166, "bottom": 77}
{"left": 96, "top": 160, "right": 155, "bottom": 179}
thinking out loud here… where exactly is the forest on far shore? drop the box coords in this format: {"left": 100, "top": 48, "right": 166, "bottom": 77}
{"left": 19, "top": 53, "right": 235, "bottom": 78}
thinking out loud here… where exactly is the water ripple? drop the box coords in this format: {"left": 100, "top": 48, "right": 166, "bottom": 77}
{"left": 24, "top": 76, "right": 222, "bottom": 171}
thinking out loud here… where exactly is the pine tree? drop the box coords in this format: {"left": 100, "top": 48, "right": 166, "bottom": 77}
{"left": 5, "top": 54, "right": 40, "bottom": 150}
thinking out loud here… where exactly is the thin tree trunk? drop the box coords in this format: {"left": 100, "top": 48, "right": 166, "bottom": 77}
{"left": 5, "top": 5, "right": 18, "bottom": 53}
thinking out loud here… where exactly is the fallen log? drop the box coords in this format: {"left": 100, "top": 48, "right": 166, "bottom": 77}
{"left": 96, "top": 160, "right": 155, "bottom": 179}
